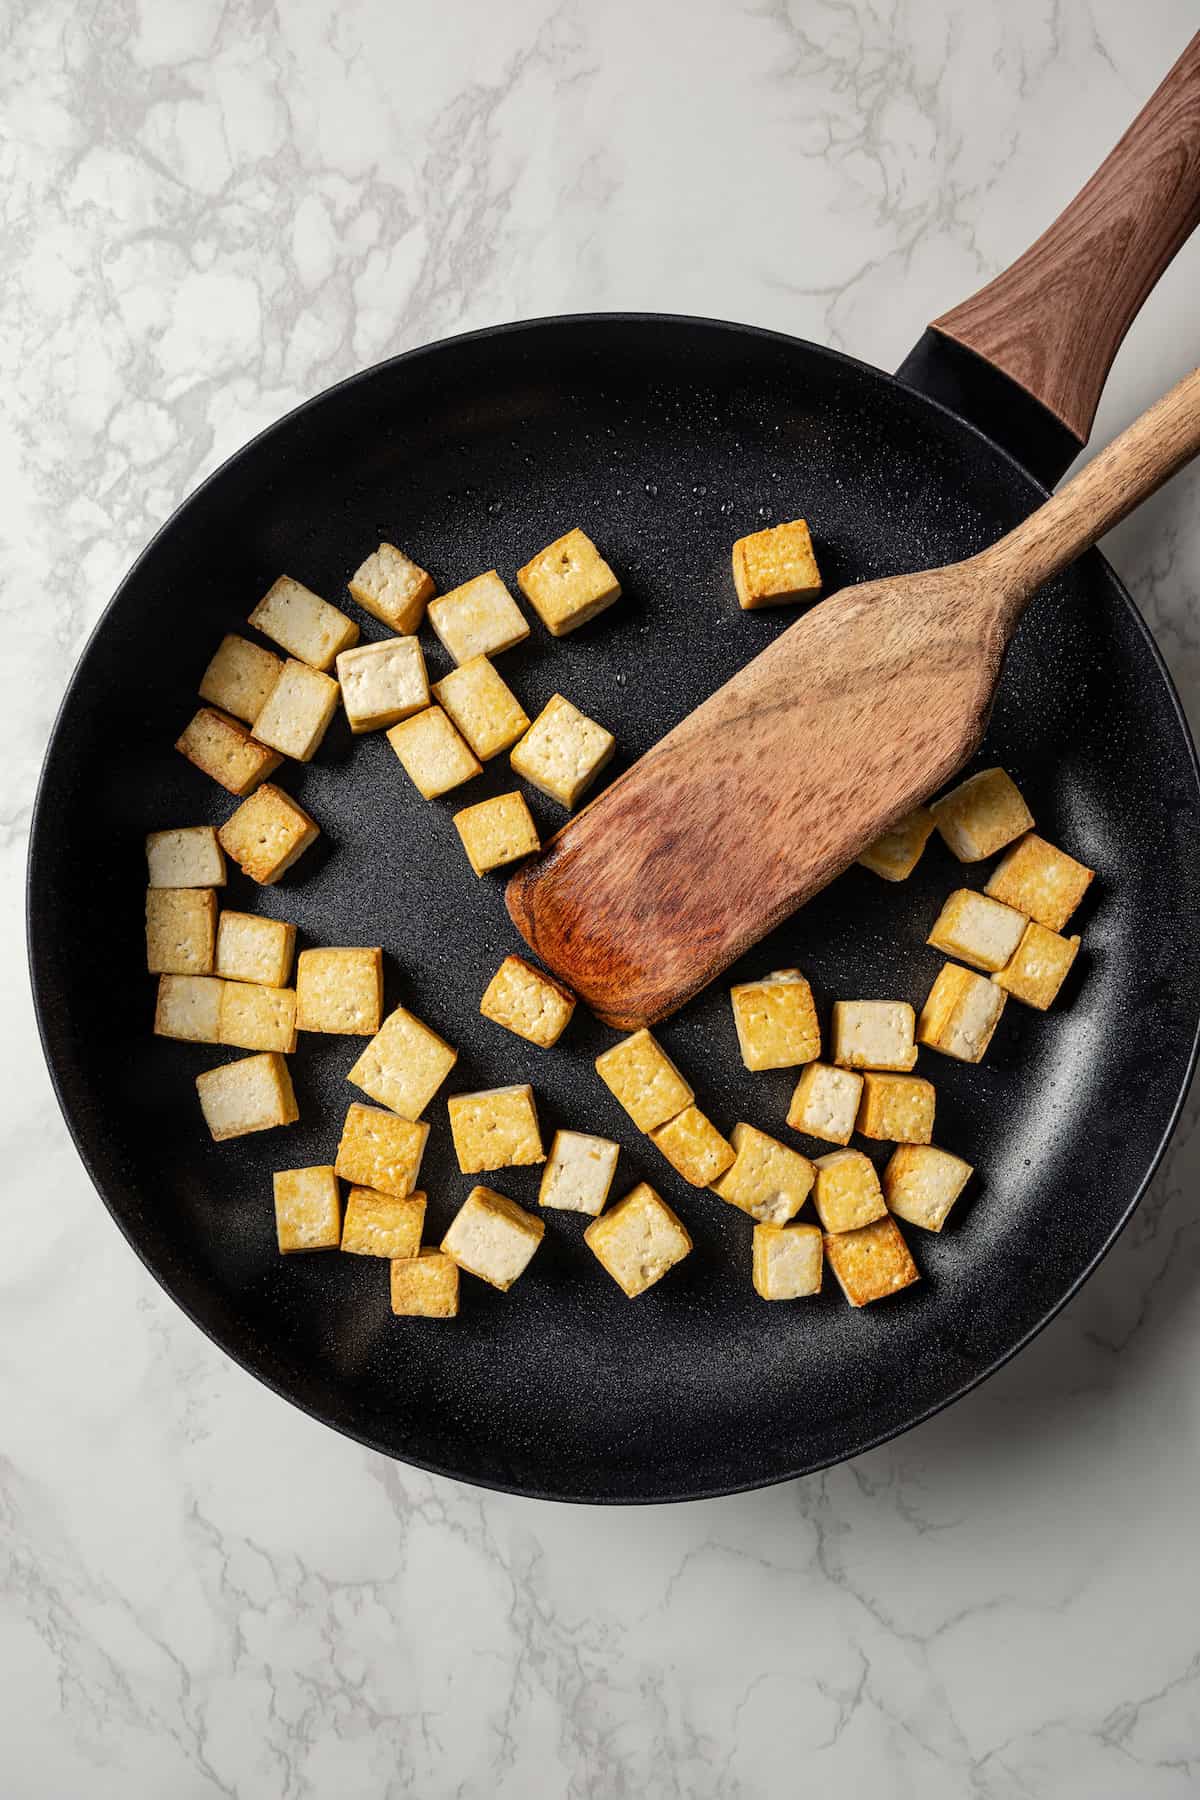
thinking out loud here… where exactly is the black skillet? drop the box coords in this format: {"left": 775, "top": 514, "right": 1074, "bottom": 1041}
{"left": 28, "top": 41, "right": 1200, "bottom": 1501}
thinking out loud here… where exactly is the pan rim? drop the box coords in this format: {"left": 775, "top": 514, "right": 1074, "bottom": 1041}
{"left": 26, "top": 310, "right": 1200, "bottom": 1504}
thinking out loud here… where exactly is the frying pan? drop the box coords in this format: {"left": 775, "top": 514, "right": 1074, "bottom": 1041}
{"left": 28, "top": 39, "right": 1200, "bottom": 1502}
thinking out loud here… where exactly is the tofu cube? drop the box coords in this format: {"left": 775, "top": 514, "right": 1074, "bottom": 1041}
{"left": 712, "top": 1122, "right": 815, "bottom": 1224}
{"left": 453, "top": 791, "right": 540, "bottom": 876}
{"left": 433, "top": 657, "right": 530, "bottom": 760}
{"left": 731, "top": 518, "right": 822, "bottom": 609}
{"left": 752, "top": 1223, "right": 823, "bottom": 1300}
{"left": 786, "top": 1062, "right": 863, "bottom": 1146}
{"left": 176, "top": 707, "right": 282, "bottom": 796}
{"left": 927, "top": 888, "right": 1028, "bottom": 972}
{"left": 196, "top": 1052, "right": 298, "bottom": 1142}
{"left": 857, "top": 807, "right": 936, "bottom": 882}
{"left": 347, "top": 1005, "right": 458, "bottom": 1119}
{"left": 215, "top": 910, "right": 297, "bottom": 987}
{"left": 480, "top": 954, "right": 575, "bottom": 1048}
{"left": 335, "top": 1102, "right": 429, "bottom": 1197}
{"left": 516, "top": 528, "right": 622, "bottom": 637}
{"left": 509, "top": 694, "right": 615, "bottom": 809}
{"left": 248, "top": 575, "right": 358, "bottom": 670}
{"left": 918, "top": 962, "right": 1006, "bottom": 1063}
{"left": 650, "top": 1105, "right": 735, "bottom": 1188}
{"left": 154, "top": 974, "right": 224, "bottom": 1043}
{"left": 594, "top": 1028, "right": 694, "bottom": 1132}
{"left": 387, "top": 706, "right": 482, "bottom": 799}
{"left": 199, "top": 634, "right": 282, "bottom": 725}
{"left": 217, "top": 783, "right": 320, "bottom": 884}
{"left": 831, "top": 1001, "right": 918, "bottom": 1071}
{"left": 441, "top": 1186, "right": 544, "bottom": 1290}
{"left": 584, "top": 1182, "right": 692, "bottom": 1298}
{"left": 539, "top": 1129, "right": 620, "bottom": 1216}
{"left": 993, "top": 921, "right": 1081, "bottom": 1010}
{"left": 730, "top": 969, "right": 821, "bottom": 1071}
{"left": 447, "top": 1085, "right": 544, "bottom": 1173}
{"left": 340, "top": 1187, "right": 426, "bottom": 1259}
{"left": 930, "top": 767, "right": 1033, "bottom": 861}
{"left": 855, "top": 1072, "right": 936, "bottom": 1144}
{"left": 427, "top": 570, "right": 530, "bottom": 664}
{"left": 824, "top": 1215, "right": 920, "bottom": 1307}
{"left": 347, "top": 542, "right": 435, "bottom": 635}
{"left": 985, "top": 833, "right": 1094, "bottom": 932}
{"left": 296, "top": 947, "right": 384, "bottom": 1036}
{"left": 813, "top": 1149, "right": 887, "bottom": 1233}
{"left": 337, "top": 637, "right": 429, "bottom": 734}
{"left": 146, "top": 826, "right": 226, "bottom": 889}
{"left": 883, "top": 1143, "right": 973, "bottom": 1233}
{"left": 251, "top": 659, "right": 340, "bottom": 762}
{"left": 273, "top": 1165, "right": 341, "bottom": 1252}
{"left": 146, "top": 887, "right": 217, "bottom": 975}
{"left": 390, "top": 1249, "right": 460, "bottom": 1318}
{"left": 218, "top": 981, "right": 297, "bottom": 1053}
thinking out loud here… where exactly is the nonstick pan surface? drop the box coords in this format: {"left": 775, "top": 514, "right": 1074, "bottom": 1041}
{"left": 28, "top": 316, "right": 1200, "bottom": 1502}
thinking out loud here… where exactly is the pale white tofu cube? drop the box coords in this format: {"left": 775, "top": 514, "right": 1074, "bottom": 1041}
{"left": 146, "top": 827, "right": 226, "bottom": 889}
{"left": 347, "top": 542, "right": 434, "bottom": 635}
{"left": 831, "top": 1001, "right": 918, "bottom": 1070}
{"left": 441, "top": 1185, "right": 545, "bottom": 1290}
{"left": 538, "top": 1129, "right": 620, "bottom": 1216}
{"left": 154, "top": 975, "right": 224, "bottom": 1043}
{"left": 786, "top": 1063, "right": 863, "bottom": 1146}
{"left": 918, "top": 963, "right": 1006, "bottom": 1063}
{"left": 927, "top": 888, "right": 1027, "bottom": 973}
{"left": 195, "top": 1052, "right": 299, "bottom": 1141}
{"left": 336, "top": 637, "right": 429, "bottom": 734}
{"left": 249, "top": 575, "right": 359, "bottom": 670}
{"left": 752, "top": 1223, "right": 823, "bottom": 1299}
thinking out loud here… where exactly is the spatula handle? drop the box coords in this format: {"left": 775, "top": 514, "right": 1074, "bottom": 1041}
{"left": 983, "top": 366, "right": 1200, "bottom": 612}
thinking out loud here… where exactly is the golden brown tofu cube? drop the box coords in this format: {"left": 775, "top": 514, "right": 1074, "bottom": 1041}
{"left": 441, "top": 1186, "right": 545, "bottom": 1290}
{"left": 509, "top": 694, "right": 615, "bottom": 808}
{"left": 480, "top": 955, "right": 575, "bottom": 1048}
{"left": 217, "top": 783, "right": 320, "bottom": 885}
{"left": 199, "top": 634, "right": 282, "bottom": 725}
{"left": 883, "top": 1144, "right": 972, "bottom": 1232}
{"left": 146, "top": 826, "right": 226, "bottom": 889}
{"left": 251, "top": 659, "right": 340, "bottom": 762}
{"left": 249, "top": 575, "right": 358, "bottom": 670}
{"left": 538, "top": 1129, "right": 621, "bottom": 1216}
{"left": 856, "top": 1072, "right": 935, "bottom": 1144}
{"left": 340, "top": 1187, "right": 426, "bottom": 1259}
{"left": 712, "top": 1122, "right": 815, "bottom": 1224}
{"left": 447, "top": 1085, "right": 544, "bottom": 1174}
{"left": 390, "top": 1248, "right": 459, "bottom": 1317}
{"left": 453, "top": 791, "right": 540, "bottom": 876}
{"left": 786, "top": 1062, "right": 863, "bottom": 1146}
{"left": 347, "top": 1005, "right": 458, "bottom": 1120}
{"left": 731, "top": 518, "right": 822, "bottom": 610}
{"left": 831, "top": 1000, "right": 917, "bottom": 1071}
{"left": 433, "top": 656, "right": 530, "bottom": 760}
{"left": 219, "top": 981, "right": 297, "bottom": 1053}
{"left": 146, "top": 887, "right": 217, "bottom": 975}
{"left": 918, "top": 962, "right": 1006, "bottom": 1063}
{"left": 857, "top": 807, "right": 936, "bottom": 882}
{"left": 176, "top": 707, "right": 283, "bottom": 796}
{"left": 273, "top": 1165, "right": 341, "bottom": 1252}
{"left": 337, "top": 637, "right": 429, "bottom": 734}
{"left": 824, "top": 1215, "right": 919, "bottom": 1306}
{"left": 335, "top": 1102, "right": 429, "bottom": 1198}
{"left": 993, "top": 921, "right": 1081, "bottom": 1010}
{"left": 427, "top": 570, "right": 530, "bottom": 664}
{"left": 985, "top": 833, "right": 1094, "bottom": 932}
{"left": 594, "top": 1029, "right": 694, "bottom": 1133}
{"left": 215, "top": 910, "right": 297, "bottom": 987}
{"left": 296, "top": 947, "right": 384, "bottom": 1036}
{"left": 387, "top": 705, "right": 482, "bottom": 800}
{"left": 154, "top": 974, "right": 224, "bottom": 1043}
{"left": 927, "top": 888, "right": 1028, "bottom": 973}
{"left": 730, "top": 969, "right": 820, "bottom": 1071}
{"left": 517, "top": 527, "right": 622, "bottom": 637}
{"left": 930, "top": 767, "right": 1033, "bottom": 862}
{"left": 650, "top": 1105, "right": 735, "bottom": 1188}
{"left": 752, "top": 1222, "right": 823, "bottom": 1299}
{"left": 348, "top": 542, "right": 435, "bottom": 635}
{"left": 813, "top": 1148, "right": 887, "bottom": 1233}
{"left": 584, "top": 1182, "right": 692, "bottom": 1298}
{"left": 196, "top": 1052, "right": 298, "bottom": 1142}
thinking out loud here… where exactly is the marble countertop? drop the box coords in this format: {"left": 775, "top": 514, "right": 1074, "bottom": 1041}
{"left": 6, "top": 1, "right": 1200, "bottom": 1793}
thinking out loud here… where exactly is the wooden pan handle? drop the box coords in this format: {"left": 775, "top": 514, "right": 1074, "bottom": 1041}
{"left": 932, "top": 32, "right": 1200, "bottom": 444}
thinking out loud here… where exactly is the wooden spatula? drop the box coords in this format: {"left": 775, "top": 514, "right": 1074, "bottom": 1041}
{"left": 507, "top": 368, "right": 1200, "bottom": 1029}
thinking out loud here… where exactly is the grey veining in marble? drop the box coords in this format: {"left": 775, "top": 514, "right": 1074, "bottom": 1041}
{"left": 4, "top": 1, "right": 1200, "bottom": 1794}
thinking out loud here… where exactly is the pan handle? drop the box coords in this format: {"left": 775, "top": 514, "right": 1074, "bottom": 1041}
{"left": 928, "top": 32, "right": 1200, "bottom": 450}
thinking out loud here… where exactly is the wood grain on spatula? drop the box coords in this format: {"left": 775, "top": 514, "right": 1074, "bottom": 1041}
{"left": 508, "top": 368, "right": 1200, "bottom": 1029}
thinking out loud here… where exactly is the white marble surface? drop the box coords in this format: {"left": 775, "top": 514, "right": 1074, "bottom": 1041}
{"left": 5, "top": 1, "right": 1200, "bottom": 1793}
